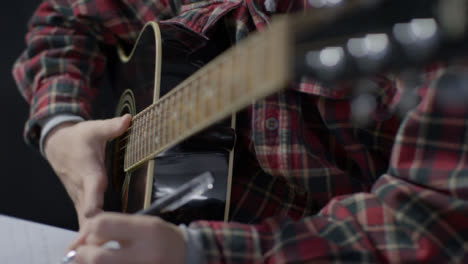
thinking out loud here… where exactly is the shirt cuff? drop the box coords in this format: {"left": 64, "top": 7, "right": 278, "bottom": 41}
{"left": 39, "top": 114, "right": 85, "bottom": 157}
{"left": 179, "top": 225, "right": 205, "bottom": 264}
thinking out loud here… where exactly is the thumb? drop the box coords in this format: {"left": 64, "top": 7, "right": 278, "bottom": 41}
{"left": 92, "top": 114, "right": 132, "bottom": 141}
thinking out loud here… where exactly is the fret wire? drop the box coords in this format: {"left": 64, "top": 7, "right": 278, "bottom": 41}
{"left": 127, "top": 124, "right": 132, "bottom": 168}
{"left": 141, "top": 113, "right": 145, "bottom": 161}
{"left": 246, "top": 43, "right": 252, "bottom": 93}
{"left": 151, "top": 105, "right": 156, "bottom": 152}
{"left": 156, "top": 103, "right": 161, "bottom": 150}
{"left": 124, "top": 123, "right": 128, "bottom": 167}
{"left": 232, "top": 50, "right": 239, "bottom": 101}
{"left": 183, "top": 86, "right": 188, "bottom": 133}
{"left": 198, "top": 77, "right": 203, "bottom": 123}
{"left": 200, "top": 75, "right": 206, "bottom": 119}
{"left": 165, "top": 98, "right": 168, "bottom": 145}
{"left": 212, "top": 66, "right": 218, "bottom": 112}
{"left": 127, "top": 120, "right": 135, "bottom": 164}
{"left": 210, "top": 70, "right": 216, "bottom": 114}
{"left": 239, "top": 47, "right": 247, "bottom": 95}
{"left": 148, "top": 111, "right": 151, "bottom": 156}
{"left": 129, "top": 118, "right": 134, "bottom": 165}
{"left": 160, "top": 101, "right": 164, "bottom": 147}
{"left": 130, "top": 118, "right": 134, "bottom": 166}
{"left": 206, "top": 70, "right": 213, "bottom": 115}
{"left": 147, "top": 110, "right": 152, "bottom": 156}
{"left": 256, "top": 40, "right": 264, "bottom": 90}
{"left": 213, "top": 66, "right": 220, "bottom": 112}
{"left": 172, "top": 95, "right": 176, "bottom": 141}
{"left": 174, "top": 95, "right": 177, "bottom": 141}
{"left": 169, "top": 93, "right": 177, "bottom": 140}
{"left": 170, "top": 95, "right": 174, "bottom": 143}
{"left": 150, "top": 108, "right": 154, "bottom": 151}
{"left": 168, "top": 96, "right": 172, "bottom": 143}
{"left": 192, "top": 79, "right": 197, "bottom": 123}
{"left": 175, "top": 92, "right": 181, "bottom": 137}
{"left": 142, "top": 114, "right": 146, "bottom": 161}
{"left": 163, "top": 99, "right": 167, "bottom": 147}
{"left": 162, "top": 100, "right": 165, "bottom": 148}
{"left": 175, "top": 93, "right": 179, "bottom": 140}
{"left": 124, "top": 127, "right": 128, "bottom": 168}
{"left": 139, "top": 115, "right": 144, "bottom": 162}
{"left": 134, "top": 117, "right": 138, "bottom": 164}
{"left": 204, "top": 69, "right": 209, "bottom": 114}
{"left": 187, "top": 83, "right": 193, "bottom": 129}
{"left": 208, "top": 72, "right": 213, "bottom": 115}
{"left": 140, "top": 113, "right": 144, "bottom": 161}
{"left": 188, "top": 84, "right": 192, "bottom": 129}
{"left": 167, "top": 96, "right": 172, "bottom": 144}
{"left": 136, "top": 115, "right": 140, "bottom": 162}
{"left": 214, "top": 67, "right": 219, "bottom": 112}
{"left": 191, "top": 81, "right": 196, "bottom": 124}
{"left": 246, "top": 45, "right": 251, "bottom": 91}
{"left": 180, "top": 91, "right": 184, "bottom": 135}
{"left": 151, "top": 105, "right": 155, "bottom": 151}
{"left": 197, "top": 78, "right": 203, "bottom": 123}
{"left": 148, "top": 107, "right": 153, "bottom": 154}
{"left": 132, "top": 117, "right": 136, "bottom": 164}
{"left": 203, "top": 77, "right": 207, "bottom": 119}
{"left": 144, "top": 111, "right": 148, "bottom": 160}
{"left": 229, "top": 55, "right": 234, "bottom": 102}
{"left": 136, "top": 116, "right": 140, "bottom": 163}
{"left": 155, "top": 105, "right": 158, "bottom": 151}
{"left": 223, "top": 57, "right": 231, "bottom": 110}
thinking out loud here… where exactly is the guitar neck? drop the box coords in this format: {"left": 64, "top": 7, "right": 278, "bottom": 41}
{"left": 124, "top": 18, "right": 292, "bottom": 172}
{"left": 123, "top": 0, "right": 468, "bottom": 172}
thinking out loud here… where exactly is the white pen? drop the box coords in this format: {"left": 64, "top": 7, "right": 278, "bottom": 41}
{"left": 59, "top": 172, "right": 214, "bottom": 264}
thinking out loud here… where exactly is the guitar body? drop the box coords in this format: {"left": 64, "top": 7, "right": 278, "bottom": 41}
{"left": 105, "top": 14, "right": 292, "bottom": 223}
{"left": 106, "top": 22, "right": 235, "bottom": 224}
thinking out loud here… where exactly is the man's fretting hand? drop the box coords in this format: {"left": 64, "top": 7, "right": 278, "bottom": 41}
{"left": 44, "top": 115, "right": 132, "bottom": 227}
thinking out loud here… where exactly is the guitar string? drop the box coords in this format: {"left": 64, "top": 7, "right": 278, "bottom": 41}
{"left": 117, "top": 93, "right": 187, "bottom": 153}
{"left": 117, "top": 45, "right": 245, "bottom": 158}
{"left": 117, "top": 42, "right": 240, "bottom": 148}
{"left": 116, "top": 50, "right": 253, "bottom": 164}
{"left": 118, "top": 74, "right": 241, "bottom": 161}
{"left": 117, "top": 76, "right": 207, "bottom": 152}
{"left": 114, "top": 28, "right": 271, "bottom": 165}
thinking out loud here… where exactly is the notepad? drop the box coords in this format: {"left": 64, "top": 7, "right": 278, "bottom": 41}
{"left": 0, "top": 214, "right": 77, "bottom": 264}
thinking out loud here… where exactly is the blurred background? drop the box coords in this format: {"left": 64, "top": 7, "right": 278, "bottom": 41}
{"left": 0, "top": 1, "right": 78, "bottom": 230}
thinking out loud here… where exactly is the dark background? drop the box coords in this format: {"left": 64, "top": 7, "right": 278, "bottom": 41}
{"left": 1, "top": 1, "right": 78, "bottom": 230}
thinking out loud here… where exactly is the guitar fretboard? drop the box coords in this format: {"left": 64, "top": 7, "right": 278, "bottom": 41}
{"left": 123, "top": 18, "right": 292, "bottom": 172}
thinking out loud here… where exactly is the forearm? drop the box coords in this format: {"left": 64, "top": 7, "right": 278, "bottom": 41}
{"left": 189, "top": 182, "right": 465, "bottom": 263}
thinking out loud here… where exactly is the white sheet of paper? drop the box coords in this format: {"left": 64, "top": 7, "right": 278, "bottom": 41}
{"left": 0, "top": 214, "right": 77, "bottom": 264}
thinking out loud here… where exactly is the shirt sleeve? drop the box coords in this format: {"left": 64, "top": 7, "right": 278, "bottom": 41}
{"left": 39, "top": 114, "right": 85, "bottom": 157}
{"left": 12, "top": 0, "right": 174, "bottom": 148}
{"left": 187, "top": 64, "right": 468, "bottom": 263}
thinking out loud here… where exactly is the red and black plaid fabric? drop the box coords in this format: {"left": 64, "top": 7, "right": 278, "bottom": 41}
{"left": 13, "top": 0, "right": 468, "bottom": 262}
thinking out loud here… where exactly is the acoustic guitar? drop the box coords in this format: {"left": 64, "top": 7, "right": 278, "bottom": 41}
{"left": 105, "top": 0, "right": 468, "bottom": 224}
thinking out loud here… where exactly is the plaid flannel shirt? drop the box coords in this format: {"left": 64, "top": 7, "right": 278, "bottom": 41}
{"left": 13, "top": 0, "right": 468, "bottom": 263}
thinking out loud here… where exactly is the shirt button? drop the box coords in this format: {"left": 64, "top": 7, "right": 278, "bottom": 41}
{"left": 265, "top": 117, "right": 278, "bottom": 131}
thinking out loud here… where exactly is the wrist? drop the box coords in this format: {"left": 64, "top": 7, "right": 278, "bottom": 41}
{"left": 40, "top": 115, "right": 85, "bottom": 158}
